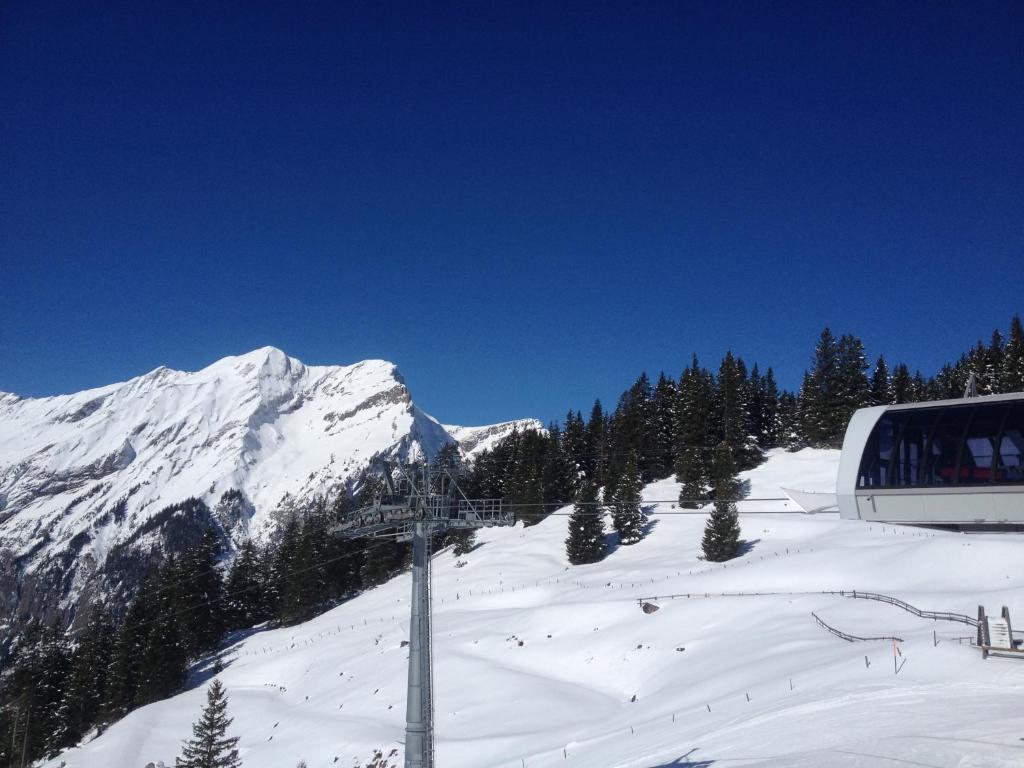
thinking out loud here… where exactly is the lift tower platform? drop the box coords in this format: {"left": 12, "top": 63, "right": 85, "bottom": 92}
{"left": 331, "top": 457, "right": 513, "bottom": 768}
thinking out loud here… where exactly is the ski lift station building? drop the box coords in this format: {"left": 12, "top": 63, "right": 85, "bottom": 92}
{"left": 838, "top": 392, "right": 1024, "bottom": 525}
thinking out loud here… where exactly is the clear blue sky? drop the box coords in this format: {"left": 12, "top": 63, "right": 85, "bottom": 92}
{"left": 1, "top": 1, "right": 1021, "bottom": 426}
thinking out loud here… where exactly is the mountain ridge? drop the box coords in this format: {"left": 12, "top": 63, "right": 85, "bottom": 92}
{"left": 0, "top": 347, "right": 540, "bottom": 641}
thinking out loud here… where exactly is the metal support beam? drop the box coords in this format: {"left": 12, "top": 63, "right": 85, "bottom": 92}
{"left": 405, "top": 520, "right": 432, "bottom": 768}
{"left": 331, "top": 459, "right": 513, "bottom": 768}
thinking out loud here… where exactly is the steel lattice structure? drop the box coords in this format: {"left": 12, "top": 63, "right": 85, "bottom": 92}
{"left": 331, "top": 458, "right": 514, "bottom": 768}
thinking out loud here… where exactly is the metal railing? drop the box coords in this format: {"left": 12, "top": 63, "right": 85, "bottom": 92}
{"left": 847, "top": 590, "right": 979, "bottom": 627}
{"left": 812, "top": 612, "right": 903, "bottom": 643}
{"left": 636, "top": 589, "right": 848, "bottom": 605}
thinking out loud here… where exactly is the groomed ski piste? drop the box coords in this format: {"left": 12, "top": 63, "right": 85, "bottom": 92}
{"left": 47, "top": 449, "right": 1024, "bottom": 768}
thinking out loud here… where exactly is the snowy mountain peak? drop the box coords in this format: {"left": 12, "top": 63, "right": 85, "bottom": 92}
{"left": 0, "top": 349, "right": 535, "bottom": 639}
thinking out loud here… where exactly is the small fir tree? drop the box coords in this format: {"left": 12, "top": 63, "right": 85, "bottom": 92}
{"left": 565, "top": 480, "right": 605, "bottom": 565}
{"left": 448, "top": 528, "right": 476, "bottom": 557}
{"left": 611, "top": 453, "right": 646, "bottom": 545}
{"left": 701, "top": 442, "right": 741, "bottom": 562}
{"left": 175, "top": 678, "right": 241, "bottom": 768}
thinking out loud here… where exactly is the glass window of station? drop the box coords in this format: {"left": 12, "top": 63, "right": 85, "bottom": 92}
{"left": 857, "top": 401, "right": 1024, "bottom": 489}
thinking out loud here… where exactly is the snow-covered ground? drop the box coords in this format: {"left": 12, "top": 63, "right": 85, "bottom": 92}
{"left": 48, "top": 449, "right": 1024, "bottom": 768}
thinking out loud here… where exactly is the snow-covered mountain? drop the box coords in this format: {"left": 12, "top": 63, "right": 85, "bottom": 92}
{"left": 0, "top": 347, "right": 540, "bottom": 638}
{"left": 45, "top": 449, "right": 1024, "bottom": 768}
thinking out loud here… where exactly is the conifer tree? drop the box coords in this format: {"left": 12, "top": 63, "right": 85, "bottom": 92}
{"left": 651, "top": 372, "right": 678, "bottom": 478}
{"left": 746, "top": 364, "right": 765, "bottom": 449}
{"left": 674, "top": 357, "right": 714, "bottom": 507}
{"left": 798, "top": 328, "right": 869, "bottom": 447}
{"left": 836, "top": 333, "right": 870, "bottom": 419}
{"left": 986, "top": 329, "right": 1005, "bottom": 393}
{"left": 759, "top": 367, "right": 780, "bottom": 448}
{"left": 541, "top": 423, "right": 573, "bottom": 503}
{"left": 562, "top": 410, "right": 588, "bottom": 482}
{"left": 585, "top": 400, "right": 607, "bottom": 487}
{"left": 6, "top": 621, "right": 71, "bottom": 763}
{"left": 565, "top": 480, "right": 605, "bottom": 565}
{"left": 136, "top": 569, "right": 187, "bottom": 707}
{"left": 606, "top": 373, "right": 655, "bottom": 490}
{"left": 57, "top": 603, "right": 115, "bottom": 746}
{"left": 701, "top": 442, "right": 741, "bottom": 562}
{"left": 224, "top": 540, "right": 268, "bottom": 631}
{"left": 175, "top": 678, "right": 241, "bottom": 768}
{"left": 272, "top": 515, "right": 303, "bottom": 622}
{"left": 447, "top": 528, "right": 476, "bottom": 557}
{"left": 870, "top": 355, "right": 891, "bottom": 405}
{"left": 1000, "top": 315, "right": 1024, "bottom": 393}
{"left": 611, "top": 452, "right": 646, "bottom": 545}
{"left": 715, "top": 351, "right": 748, "bottom": 453}
{"left": 891, "top": 363, "right": 914, "bottom": 404}
{"left": 105, "top": 568, "right": 160, "bottom": 719}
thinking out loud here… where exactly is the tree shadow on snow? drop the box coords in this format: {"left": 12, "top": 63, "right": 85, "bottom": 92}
{"left": 603, "top": 509, "right": 659, "bottom": 557}
{"left": 736, "top": 478, "right": 752, "bottom": 499}
{"left": 736, "top": 537, "right": 761, "bottom": 556}
{"left": 187, "top": 650, "right": 234, "bottom": 689}
{"left": 646, "top": 747, "right": 715, "bottom": 767}
{"left": 184, "top": 624, "right": 276, "bottom": 689}
{"left": 603, "top": 529, "right": 621, "bottom": 558}
{"left": 641, "top": 506, "right": 659, "bottom": 537}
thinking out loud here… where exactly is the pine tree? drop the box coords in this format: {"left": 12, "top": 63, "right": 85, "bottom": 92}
{"left": 56, "top": 603, "right": 115, "bottom": 747}
{"left": 715, "top": 352, "right": 748, "bottom": 456}
{"left": 1000, "top": 315, "right": 1024, "bottom": 394}
{"left": 674, "top": 357, "right": 715, "bottom": 507}
{"left": 651, "top": 372, "right": 678, "bottom": 478}
{"left": 746, "top": 364, "right": 765, "bottom": 449}
{"left": 6, "top": 621, "right": 72, "bottom": 763}
{"left": 175, "top": 528, "right": 226, "bottom": 658}
{"left": 584, "top": 400, "right": 607, "bottom": 487}
{"left": 986, "top": 329, "right": 1005, "bottom": 393}
{"left": 447, "top": 528, "right": 476, "bottom": 557}
{"left": 701, "top": 442, "right": 741, "bottom": 562}
{"left": 137, "top": 583, "right": 188, "bottom": 707}
{"left": 175, "top": 678, "right": 241, "bottom": 768}
{"left": 891, "top": 363, "right": 914, "bottom": 404}
{"left": 272, "top": 515, "right": 303, "bottom": 622}
{"left": 759, "top": 367, "right": 780, "bottom": 448}
{"left": 562, "top": 410, "right": 588, "bottom": 483}
{"left": 798, "top": 328, "right": 869, "bottom": 447}
{"left": 611, "top": 452, "right": 646, "bottom": 545}
{"left": 565, "top": 480, "right": 605, "bottom": 565}
{"left": 776, "top": 390, "right": 800, "bottom": 449}
{"left": 606, "top": 373, "right": 655, "bottom": 489}
{"left": 837, "top": 334, "right": 870, "bottom": 411}
{"left": 224, "top": 540, "right": 268, "bottom": 631}
{"left": 870, "top": 355, "right": 891, "bottom": 405}
{"left": 540, "top": 423, "right": 573, "bottom": 504}
{"left": 105, "top": 568, "right": 160, "bottom": 719}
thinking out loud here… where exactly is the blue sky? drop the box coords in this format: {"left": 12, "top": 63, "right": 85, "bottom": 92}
{"left": 1, "top": 1, "right": 1021, "bottom": 426}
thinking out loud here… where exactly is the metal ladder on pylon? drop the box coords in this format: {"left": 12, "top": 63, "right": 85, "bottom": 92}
{"left": 424, "top": 528, "right": 435, "bottom": 766}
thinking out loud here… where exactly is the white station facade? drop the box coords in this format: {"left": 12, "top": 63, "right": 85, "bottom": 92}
{"left": 837, "top": 392, "right": 1024, "bottom": 525}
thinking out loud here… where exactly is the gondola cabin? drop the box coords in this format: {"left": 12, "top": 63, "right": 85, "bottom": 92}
{"left": 838, "top": 392, "right": 1024, "bottom": 525}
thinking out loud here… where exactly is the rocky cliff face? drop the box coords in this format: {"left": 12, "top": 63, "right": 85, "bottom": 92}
{"left": 0, "top": 347, "right": 540, "bottom": 643}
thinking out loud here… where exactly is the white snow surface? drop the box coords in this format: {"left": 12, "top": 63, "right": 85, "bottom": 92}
{"left": 47, "top": 449, "right": 1024, "bottom": 768}
{"left": 0, "top": 347, "right": 533, "bottom": 585}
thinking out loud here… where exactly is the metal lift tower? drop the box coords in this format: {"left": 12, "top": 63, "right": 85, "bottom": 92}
{"left": 331, "top": 457, "right": 514, "bottom": 768}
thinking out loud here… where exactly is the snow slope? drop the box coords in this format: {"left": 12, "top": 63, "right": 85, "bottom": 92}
{"left": 47, "top": 449, "right": 1024, "bottom": 768}
{"left": 0, "top": 348, "right": 539, "bottom": 635}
